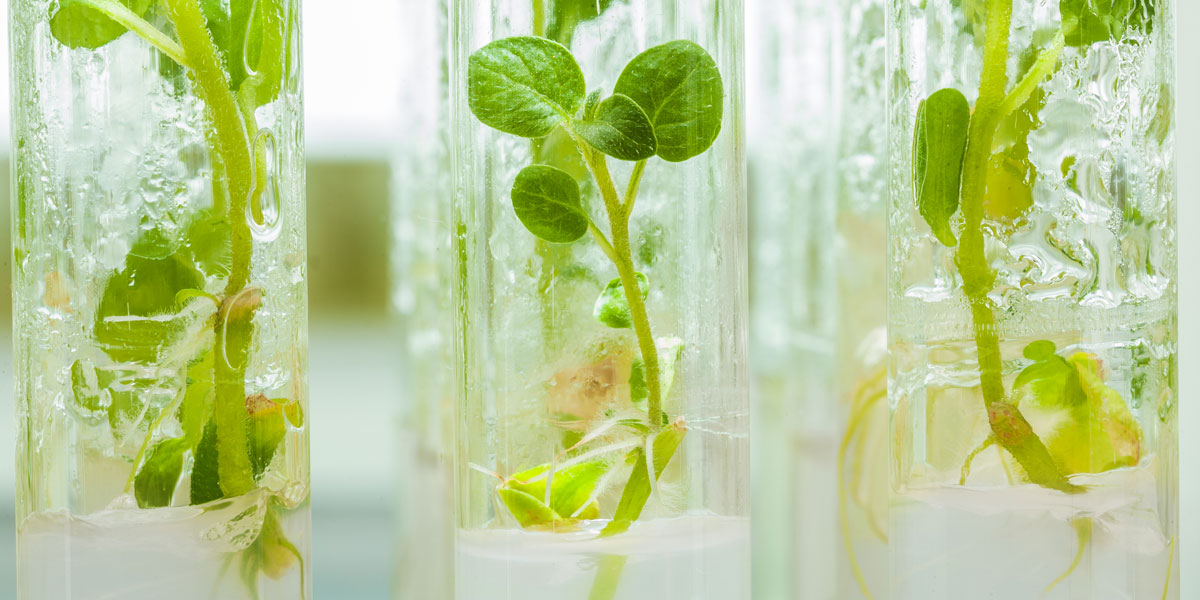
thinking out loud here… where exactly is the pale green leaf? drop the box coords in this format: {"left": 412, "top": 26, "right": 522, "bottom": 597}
{"left": 600, "top": 421, "right": 687, "bottom": 537}
{"left": 593, "top": 273, "right": 649, "bottom": 329}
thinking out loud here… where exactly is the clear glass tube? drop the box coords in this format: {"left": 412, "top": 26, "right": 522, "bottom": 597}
{"left": 887, "top": 1, "right": 1178, "bottom": 598}
{"left": 449, "top": 1, "right": 750, "bottom": 599}
{"left": 834, "top": 0, "right": 889, "bottom": 598}
{"left": 746, "top": 0, "right": 837, "bottom": 597}
{"left": 747, "top": 0, "right": 889, "bottom": 597}
{"left": 11, "top": 2, "right": 310, "bottom": 598}
{"left": 392, "top": 0, "right": 455, "bottom": 597}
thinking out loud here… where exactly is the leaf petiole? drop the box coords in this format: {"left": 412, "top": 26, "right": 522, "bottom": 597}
{"left": 588, "top": 223, "right": 619, "bottom": 264}
{"left": 998, "top": 30, "right": 1066, "bottom": 119}
{"left": 623, "top": 160, "right": 647, "bottom": 213}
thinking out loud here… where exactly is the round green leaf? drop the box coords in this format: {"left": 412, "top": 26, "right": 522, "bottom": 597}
{"left": 573, "top": 93, "right": 657, "bottom": 161}
{"left": 510, "top": 165, "right": 589, "bottom": 243}
{"left": 468, "top": 36, "right": 586, "bottom": 139}
{"left": 613, "top": 40, "right": 724, "bottom": 163}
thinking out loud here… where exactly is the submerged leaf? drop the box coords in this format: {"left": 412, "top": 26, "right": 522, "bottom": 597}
{"left": 614, "top": 41, "right": 724, "bottom": 162}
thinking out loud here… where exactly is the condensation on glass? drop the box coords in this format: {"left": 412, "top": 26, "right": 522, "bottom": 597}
{"left": 11, "top": 2, "right": 310, "bottom": 598}
{"left": 392, "top": 0, "right": 455, "bottom": 598}
{"left": 449, "top": 1, "right": 750, "bottom": 599}
{"left": 888, "top": 1, "right": 1177, "bottom": 598}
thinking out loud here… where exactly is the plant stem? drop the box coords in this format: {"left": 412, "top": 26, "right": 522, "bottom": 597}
{"left": 956, "top": 0, "right": 1077, "bottom": 493}
{"left": 576, "top": 140, "right": 664, "bottom": 431}
{"left": 588, "top": 555, "right": 628, "bottom": 600}
{"left": 163, "top": 0, "right": 255, "bottom": 298}
{"left": 999, "top": 31, "right": 1066, "bottom": 118}
{"left": 79, "top": 0, "right": 189, "bottom": 66}
{"left": 164, "top": 0, "right": 260, "bottom": 498}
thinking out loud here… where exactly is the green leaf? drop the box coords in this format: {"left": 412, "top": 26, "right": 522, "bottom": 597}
{"left": 573, "top": 93, "right": 657, "bottom": 161}
{"left": 69, "top": 359, "right": 108, "bottom": 424}
{"left": 593, "top": 273, "right": 649, "bottom": 329}
{"left": 600, "top": 421, "right": 687, "bottom": 537}
{"left": 511, "top": 165, "right": 590, "bottom": 244}
{"left": 468, "top": 36, "right": 586, "bottom": 138}
{"left": 583, "top": 90, "right": 603, "bottom": 120}
{"left": 1061, "top": 0, "right": 1155, "bottom": 47}
{"left": 614, "top": 40, "right": 724, "bottom": 163}
{"left": 180, "top": 351, "right": 215, "bottom": 447}
{"left": 247, "top": 394, "right": 289, "bottom": 478}
{"left": 498, "top": 488, "right": 562, "bottom": 529}
{"left": 546, "top": 0, "right": 617, "bottom": 45}
{"left": 503, "top": 460, "right": 607, "bottom": 525}
{"left": 630, "top": 337, "right": 684, "bottom": 409}
{"left": 231, "top": 0, "right": 289, "bottom": 105}
{"left": 49, "top": 0, "right": 154, "bottom": 50}
{"left": 912, "top": 88, "right": 970, "bottom": 247}
{"left": 185, "top": 211, "right": 233, "bottom": 279}
{"left": 94, "top": 253, "right": 206, "bottom": 363}
{"left": 134, "top": 437, "right": 189, "bottom": 508}
{"left": 1015, "top": 340, "right": 1085, "bottom": 409}
{"left": 1014, "top": 343, "right": 1143, "bottom": 476}
{"left": 190, "top": 421, "right": 224, "bottom": 505}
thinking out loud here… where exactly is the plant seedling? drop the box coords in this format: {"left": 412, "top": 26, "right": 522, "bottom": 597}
{"left": 467, "top": 33, "right": 723, "bottom": 538}
{"left": 903, "top": 0, "right": 1155, "bottom": 592}
{"left": 45, "top": 0, "right": 304, "bottom": 593}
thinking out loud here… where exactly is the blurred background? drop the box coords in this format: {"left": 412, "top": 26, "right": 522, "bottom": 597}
{"left": 0, "top": 1, "right": 1195, "bottom": 598}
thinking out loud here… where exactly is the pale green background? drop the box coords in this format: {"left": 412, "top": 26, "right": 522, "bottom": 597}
{"left": 0, "top": 2, "right": 1196, "bottom": 599}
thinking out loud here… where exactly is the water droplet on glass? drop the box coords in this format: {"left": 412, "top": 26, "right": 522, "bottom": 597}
{"left": 247, "top": 128, "right": 283, "bottom": 241}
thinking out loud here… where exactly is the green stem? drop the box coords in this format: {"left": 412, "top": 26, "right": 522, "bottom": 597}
{"left": 998, "top": 31, "right": 1066, "bottom": 118}
{"left": 576, "top": 140, "right": 664, "bottom": 431}
{"left": 78, "top": 0, "right": 189, "bottom": 66}
{"left": 164, "top": 0, "right": 259, "bottom": 498}
{"left": 589, "top": 223, "right": 619, "bottom": 264}
{"left": 212, "top": 289, "right": 261, "bottom": 496}
{"left": 955, "top": 0, "right": 1077, "bottom": 493}
{"left": 532, "top": 0, "right": 547, "bottom": 38}
{"left": 623, "top": 160, "right": 647, "bottom": 213}
{"left": 163, "top": 0, "right": 255, "bottom": 298}
{"left": 587, "top": 554, "right": 628, "bottom": 600}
